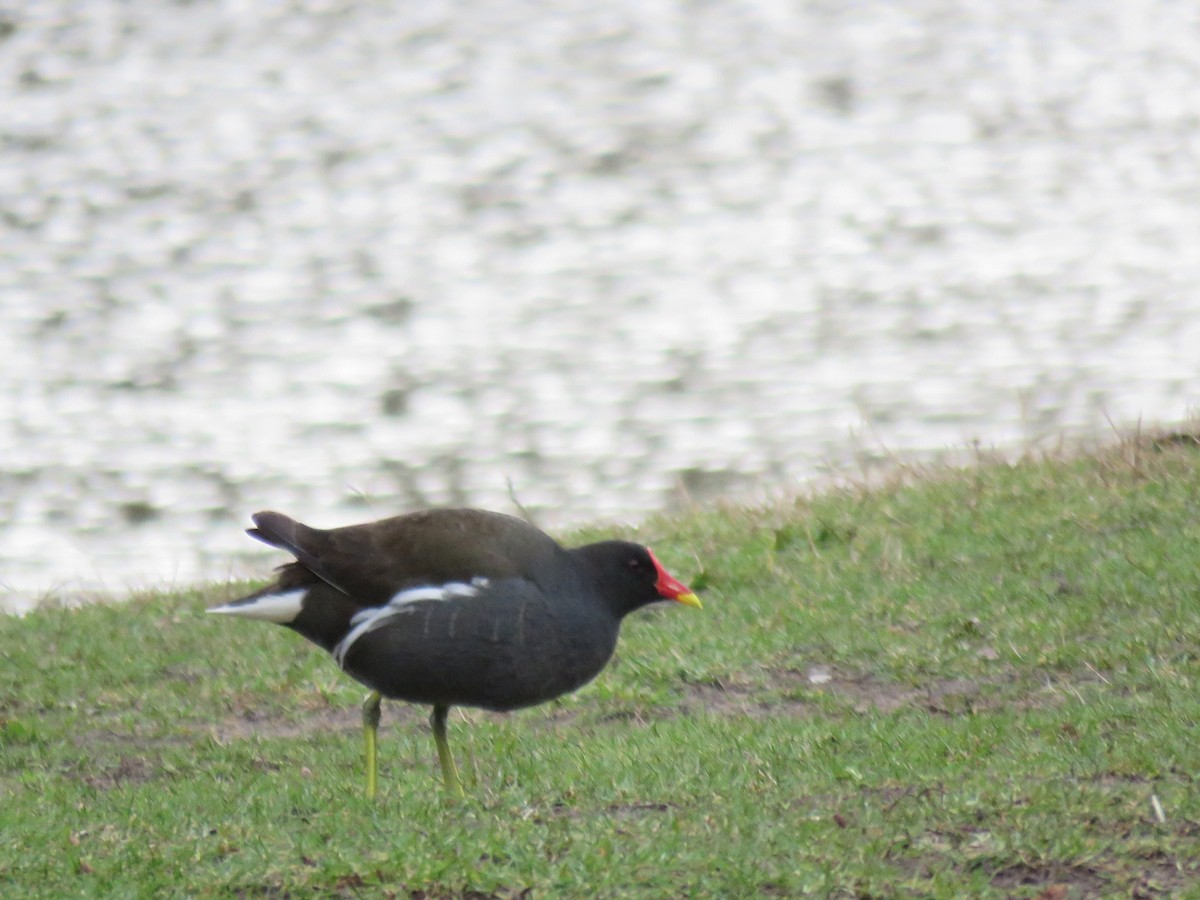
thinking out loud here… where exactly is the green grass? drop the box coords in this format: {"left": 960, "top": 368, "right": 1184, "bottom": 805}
{"left": 3, "top": 434, "right": 1200, "bottom": 897}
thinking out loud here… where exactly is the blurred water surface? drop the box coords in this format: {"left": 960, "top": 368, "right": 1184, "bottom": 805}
{"left": 2, "top": 1, "right": 1199, "bottom": 611}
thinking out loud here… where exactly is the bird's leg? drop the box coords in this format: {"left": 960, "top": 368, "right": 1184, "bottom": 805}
{"left": 362, "top": 691, "right": 382, "bottom": 800}
{"left": 430, "top": 704, "right": 464, "bottom": 797}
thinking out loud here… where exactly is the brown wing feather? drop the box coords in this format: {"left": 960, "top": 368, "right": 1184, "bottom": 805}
{"left": 248, "top": 508, "right": 566, "bottom": 604}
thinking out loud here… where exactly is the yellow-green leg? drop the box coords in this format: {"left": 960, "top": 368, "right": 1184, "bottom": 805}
{"left": 362, "top": 691, "right": 381, "bottom": 801}
{"left": 431, "top": 704, "right": 464, "bottom": 797}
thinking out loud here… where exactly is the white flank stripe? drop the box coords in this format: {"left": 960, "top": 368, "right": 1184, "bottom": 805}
{"left": 333, "top": 580, "right": 482, "bottom": 669}
{"left": 207, "top": 588, "right": 306, "bottom": 624}
{"left": 334, "top": 606, "right": 417, "bottom": 668}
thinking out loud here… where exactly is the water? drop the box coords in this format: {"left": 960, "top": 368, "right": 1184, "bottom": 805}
{"left": 3, "top": 0, "right": 1199, "bottom": 612}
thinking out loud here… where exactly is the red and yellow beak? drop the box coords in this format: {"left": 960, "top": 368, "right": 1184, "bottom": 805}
{"left": 649, "top": 550, "right": 703, "bottom": 609}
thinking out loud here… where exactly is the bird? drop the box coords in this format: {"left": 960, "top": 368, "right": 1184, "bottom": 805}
{"left": 209, "top": 507, "right": 701, "bottom": 798}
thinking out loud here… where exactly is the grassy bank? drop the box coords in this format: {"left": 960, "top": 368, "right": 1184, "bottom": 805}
{"left": 2, "top": 435, "right": 1199, "bottom": 897}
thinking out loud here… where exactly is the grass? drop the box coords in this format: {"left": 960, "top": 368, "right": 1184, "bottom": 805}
{"left": 2, "top": 433, "right": 1200, "bottom": 896}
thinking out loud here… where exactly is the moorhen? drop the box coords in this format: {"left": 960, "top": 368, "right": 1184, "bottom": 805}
{"left": 209, "top": 508, "right": 701, "bottom": 798}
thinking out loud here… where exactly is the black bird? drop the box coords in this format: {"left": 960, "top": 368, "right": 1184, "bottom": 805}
{"left": 209, "top": 508, "right": 701, "bottom": 798}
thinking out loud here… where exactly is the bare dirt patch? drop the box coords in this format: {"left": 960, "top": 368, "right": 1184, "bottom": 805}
{"left": 678, "top": 663, "right": 1123, "bottom": 720}
{"left": 211, "top": 696, "right": 438, "bottom": 742}
{"left": 64, "top": 754, "right": 157, "bottom": 790}
{"left": 213, "top": 705, "right": 365, "bottom": 742}
{"left": 978, "top": 849, "right": 1199, "bottom": 898}
{"left": 680, "top": 665, "right": 1009, "bottom": 717}
{"left": 1128, "top": 854, "right": 1198, "bottom": 897}
{"left": 679, "top": 677, "right": 781, "bottom": 717}
{"left": 988, "top": 861, "right": 1109, "bottom": 896}
{"left": 824, "top": 670, "right": 1004, "bottom": 715}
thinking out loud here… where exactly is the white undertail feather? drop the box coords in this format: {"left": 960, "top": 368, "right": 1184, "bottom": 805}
{"left": 207, "top": 588, "right": 305, "bottom": 624}
{"left": 332, "top": 581, "right": 484, "bottom": 669}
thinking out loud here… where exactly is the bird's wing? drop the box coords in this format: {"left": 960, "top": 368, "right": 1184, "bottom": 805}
{"left": 247, "top": 508, "right": 564, "bottom": 605}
